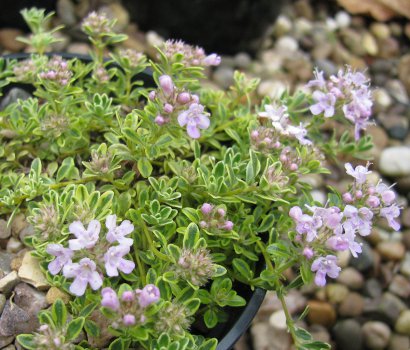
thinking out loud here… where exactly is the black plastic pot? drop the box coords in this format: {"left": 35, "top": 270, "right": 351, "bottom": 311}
{"left": 1, "top": 52, "right": 267, "bottom": 350}
{"left": 123, "top": 0, "right": 283, "bottom": 55}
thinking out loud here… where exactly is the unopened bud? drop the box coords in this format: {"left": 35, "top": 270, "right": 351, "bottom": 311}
{"left": 155, "top": 115, "right": 165, "bottom": 125}
{"left": 163, "top": 103, "right": 174, "bottom": 113}
{"left": 201, "top": 203, "right": 213, "bottom": 215}
{"left": 148, "top": 91, "right": 156, "bottom": 100}
{"left": 342, "top": 192, "right": 353, "bottom": 203}
{"left": 177, "top": 92, "right": 190, "bottom": 104}
{"left": 223, "top": 220, "right": 234, "bottom": 231}
{"left": 290, "top": 163, "right": 298, "bottom": 171}
{"left": 123, "top": 314, "right": 136, "bottom": 326}
{"left": 159, "top": 75, "right": 174, "bottom": 97}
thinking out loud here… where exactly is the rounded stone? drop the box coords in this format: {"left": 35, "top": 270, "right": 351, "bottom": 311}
{"left": 333, "top": 319, "right": 363, "bottom": 350}
{"left": 269, "top": 309, "right": 287, "bottom": 330}
{"left": 337, "top": 267, "right": 364, "bottom": 290}
{"left": 338, "top": 292, "right": 364, "bottom": 317}
{"left": 362, "top": 321, "right": 391, "bottom": 350}
{"left": 0, "top": 220, "right": 11, "bottom": 240}
{"left": 326, "top": 283, "right": 349, "bottom": 304}
{"left": 46, "top": 286, "right": 71, "bottom": 305}
{"left": 377, "top": 241, "right": 406, "bottom": 261}
{"left": 388, "top": 333, "right": 410, "bottom": 350}
{"left": 307, "top": 301, "right": 336, "bottom": 327}
{"left": 380, "top": 146, "right": 410, "bottom": 177}
{"left": 395, "top": 310, "right": 410, "bottom": 335}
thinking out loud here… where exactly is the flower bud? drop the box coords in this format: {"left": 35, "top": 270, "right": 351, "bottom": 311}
{"left": 203, "top": 53, "right": 221, "bottom": 66}
{"left": 342, "top": 192, "right": 353, "bottom": 203}
{"left": 223, "top": 220, "right": 234, "bottom": 231}
{"left": 280, "top": 155, "right": 288, "bottom": 163}
{"left": 155, "top": 115, "right": 165, "bottom": 125}
{"left": 101, "top": 287, "right": 120, "bottom": 311}
{"left": 201, "top": 203, "right": 213, "bottom": 215}
{"left": 163, "top": 103, "right": 174, "bottom": 114}
{"left": 250, "top": 130, "right": 259, "bottom": 140}
{"left": 177, "top": 92, "right": 191, "bottom": 104}
{"left": 199, "top": 220, "right": 208, "bottom": 228}
{"left": 273, "top": 141, "right": 281, "bottom": 148}
{"left": 159, "top": 75, "right": 174, "bottom": 97}
{"left": 191, "top": 94, "right": 199, "bottom": 103}
{"left": 355, "top": 190, "right": 363, "bottom": 199}
{"left": 148, "top": 91, "right": 156, "bottom": 100}
{"left": 290, "top": 163, "right": 298, "bottom": 171}
{"left": 303, "top": 247, "right": 314, "bottom": 259}
{"left": 368, "top": 187, "right": 375, "bottom": 195}
{"left": 366, "top": 195, "right": 380, "bottom": 208}
{"left": 217, "top": 208, "right": 226, "bottom": 217}
{"left": 121, "top": 290, "right": 134, "bottom": 302}
{"left": 123, "top": 314, "right": 136, "bottom": 326}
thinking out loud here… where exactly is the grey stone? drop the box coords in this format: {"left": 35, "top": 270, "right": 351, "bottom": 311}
{"left": 13, "top": 283, "right": 48, "bottom": 315}
{"left": 338, "top": 292, "right": 364, "bottom": 317}
{"left": 386, "top": 80, "right": 409, "bottom": 104}
{"left": 0, "top": 251, "right": 13, "bottom": 275}
{"left": 333, "top": 319, "right": 363, "bottom": 350}
{"left": 362, "top": 321, "right": 391, "bottom": 350}
{"left": 213, "top": 66, "right": 235, "bottom": 89}
{"left": 6, "top": 238, "right": 22, "bottom": 254}
{"left": 0, "top": 301, "right": 37, "bottom": 336}
{"left": 0, "top": 88, "right": 31, "bottom": 111}
{"left": 363, "top": 278, "right": 383, "bottom": 299}
{"left": 350, "top": 240, "right": 374, "bottom": 271}
{"left": 0, "top": 221, "right": 11, "bottom": 240}
{"left": 388, "top": 333, "right": 410, "bottom": 350}
{"left": 380, "top": 147, "right": 410, "bottom": 177}
{"left": 389, "top": 275, "right": 410, "bottom": 299}
{"left": 0, "top": 335, "right": 14, "bottom": 348}
{"left": 337, "top": 267, "right": 364, "bottom": 289}
{"left": 0, "top": 272, "right": 20, "bottom": 294}
{"left": 364, "top": 293, "right": 407, "bottom": 326}
{"left": 0, "top": 294, "right": 6, "bottom": 314}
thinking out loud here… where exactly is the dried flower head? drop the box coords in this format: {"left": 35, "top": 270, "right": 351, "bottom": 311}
{"left": 175, "top": 248, "right": 214, "bottom": 286}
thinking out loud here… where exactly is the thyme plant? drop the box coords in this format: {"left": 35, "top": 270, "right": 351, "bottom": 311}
{"left": 0, "top": 8, "right": 401, "bottom": 350}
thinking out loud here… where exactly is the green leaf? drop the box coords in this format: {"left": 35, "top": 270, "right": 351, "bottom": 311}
{"left": 51, "top": 299, "right": 67, "bottom": 327}
{"left": 66, "top": 317, "right": 85, "bottom": 341}
{"left": 79, "top": 302, "right": 98, "bottom": 318}
{"left": 204, "top": 308, "right": 218, "bottom": 328}
{"left": 138, "top": 157, "right": 153, "bottom": 178}
{"left": 232, "top": 258, "right": 253, "bottom": 280}
{"left": 16, "top": 334, "right": 37, "bottom": 350}
{"left": 56, "top": 157, "right": 79, "bottom": 182}
{"left": 198, "top": 338, "right": 218, "bottom": 350}
{"left": 183, "top": 223, "right": 200, "bottom": 249}
{"left": 257, "top": 214, "right": 275, "bottom": 232}
{"left": 184, "top": 298, "right": 201, "bottom": 315}
{"left": 84, "top": 319, "right": 100, "bottom": 338}
{"left": 109, "top": 338, "right": 126, "bottom": 350}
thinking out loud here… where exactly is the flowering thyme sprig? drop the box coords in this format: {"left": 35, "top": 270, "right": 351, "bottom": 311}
{"left": 289, "top": 162, "right": 401, "bottom": 286}
{"left": 101, "top": 285, "right": 160, "bottom": 328}
{"left": 149, "top": 74, "right": 211, "bottom": 138}
{"left": 307, "top": 66, "right": 373, "bottom": 140}
{"left": 199, "top": 203, "right": 234, "bottom": 231}
{"left": 46, "top": 215, "right": 135, "bottom": 296}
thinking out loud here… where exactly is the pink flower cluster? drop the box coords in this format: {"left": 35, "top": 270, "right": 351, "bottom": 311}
{"left": 199, "top": 203, "right": 234, "bottom": 231}
{"left": 46, "top": 215, "right": 135, "bottom": 296}
{"left": 39, "top": 56, "right": 72, "bottom": 86}
{"left": 149, "top": 75, "right": 210, "bottom": 139}
{"left": 162, "top": 39, "right": 221, "bottom": 67}
{"left": 307, "top": 66, "right": 373, "bottom": 140}
{"left": 289, "top": 162, "right": 401, "bottom": 287}
{"left": 81, "top": 11, "right": 113, "bottom": 35}
{"left": 101, "top": 284, "right": 160, "bottom": 327}
{"left": 257, "top": 104, "right": 312, "bottom": 146}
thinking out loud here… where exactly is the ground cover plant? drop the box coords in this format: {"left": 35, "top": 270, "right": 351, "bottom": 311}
{"left": 0, "top": 8, "right": 402, "bottom": 350}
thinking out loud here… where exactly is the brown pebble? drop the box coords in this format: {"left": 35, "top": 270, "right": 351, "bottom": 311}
{"left": 338, "top": 292, "right": 364, "bottom": 317}
{"left": 307, "top": 300, "right": 336, "bottom": 327}
{"left": 0, "top": 28, "right": 25, "bottom": 52}
{"left": 377, "top": 241, "right": 406, "bottom": 261}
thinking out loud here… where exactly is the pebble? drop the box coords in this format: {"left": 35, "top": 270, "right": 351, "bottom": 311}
{"left": 388, "top": 333, "right": 410, "bottom": 350}
{"left": 293, "top": 18, "right": 313, "bottom": 37}
{"left": 0, "top": 336, "right": 14, "bottom": 349}
{"left": 0, "top": 28, "right": 25, "bottom": 52}
{"left": 251, "top": 322, "right": 290, "bottom": 350}
{"left": 17, "top": 251, "right": 49, "bottom": 290}
{"left": 326, "top": 283, "right": 349, "bottom": 304}
{"left": 269, "top": 310, "right": 287, "bottom": 330}
{"left": 335, "top": 11, "right": 351, "bottom": 29}
{"left": 337, "top": 267, "right": 364, "bottom": 290}
{"left": 379, "top": 147, "right": 410, "bottom": 177}
{"left": 307, "top": 301, "right": 336, "bottom": 327}
{"left": 375, "top": 293, "right": 407, "bottom": 326}
{"left": 395, "top": 310, "right": 410, "bottom": 336}
{"left": 0, "top": 88, "right": 31, "bottom": 111}
{"left": 0, "top": 271, "right": 20, "bottom": 294}
{"left": 362, "top": 32, "right": 378, "bottom": 56}
{"left": 362, "top": 321, "right": 391, "bottom": 350}
{"left": 13, "top": 283, "right": 47, "bottom": 315}
{"left": 0, "top": 301, "right": 36, "bottom": 336}
{"left": 234, "top": 52, "right": 252, "bottom": 69}
{"left": 0, "top": 220, "right": 11, "bottom": 240}
{"left": 275, "top": 36, "right": 299, "bottom": 54}
{"left": 309, "top": 324, "right": 331, "bottom": 343}
{"left": 0, "top": 252, "right": 13, "bottom": 275}
{"left": 10, "top": 214, "right": 28, "bottom": 238}
{"left": 400, "top": 253, "right": 410, "bottom": 277}
{"left": 377, "top": 241, "right": 406, "bottom": 261}
{"left": 386, "top": 80, "right": 409, "bottom": 104}
{"left": 273, "top": 15, "right": 292, "bottom": 37}
{"left": 373, "top": 89, "right": 393, "bottom": 112}
{"left": 2, "top": 345, "right": 15, "bottom": 350}
{"left": 398, "top": 54, "right": 410, "bottom": 95}
{"left": 363, "top": 278, "right": 383, "bottom": 299}
{"left": 67, "top": 42, "right": 91, "bottom": 55}
{"left": 370, "top": 23, "right": 391, "bottom": 39}
{"left": 213, "top": 66, "right": 235, "bottom": 89}
{"left": 257, "top": 80, "right": 288, "bottom": 99}
{"left": 333, "top": 319, "right": 363, "bottom": 350}
{"left": 56, "top": 0, "right": 77, "bottom": 26}
{"left": 401, "top": 208, "right": 410, "bottom": 228}
{"left": 6, "top": 238, "right": 22, "bottom": 254}
{"left": 338, "top": 292, "right": 364, "bottom": 317}
{"left": 99, "top": 3, "right": 130, "bottom": 31}
{"left": 389, "top": 275, "right": 410, "bottom": 299}
{"left": 350, "top": 240, "right": 374, "bottom": 271}
{"left": 46, "top": 286, "right": 70, "bottom": 305}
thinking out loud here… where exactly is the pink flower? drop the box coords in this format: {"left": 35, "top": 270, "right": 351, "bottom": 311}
{"left": 159, "top": 75, "right": 174, "bottom": 97}
{"left": 105, "top": 215, "right": 134, "bottom": 247}
{"left": 123, "top": 314, "right": 136, "bottom": 326}
{"left": 311, "top": 255, "right": 341, "bottom": 287}
{"left": 376, "top": 183, "right": 396, "bottom": 205}
{"left": 101, "top": 287, "right": 120, "bottom": 310}
{"left": 380, "top": 204, "right": 401, "bottom": 231}
{"left": 46, "top": 244, "right": 73, "bottom": 275}
{"left": 345, "top": 163, "right": 371, "bottom": 184}
{"left": 104, "top": 245, "right": 135, "bottom": 277}
{"left": 177, "top": 103, "right": 210, "bottom": 139}
{"left": 63, "top": 258, "right": 103, "bottom": 296}
{"left": 203, "top": 53, "right": 221, "bottom": 66}
{"left": 343, "top": 205, "right": 373, "bottom": 236}
{"left": 290, "top": 206, "right": 322, "bottom": 242}
{"left": 137, "top": 284, "right": 160, "bottom": 308}
{"left": 310, "top": 91, "right": 336, "bottom": 118}
{"left": 68, "top": 219, "right": 100, "bottom": 250}
{"left": 201, "top": 203, "right": 213, "bottom": 215}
